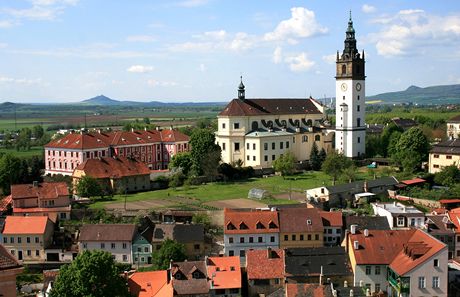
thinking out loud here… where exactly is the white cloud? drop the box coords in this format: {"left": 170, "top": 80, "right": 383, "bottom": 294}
{"left": 126, "top": 35, "right": 156, "bottom": 43}
{"left": 322, "top": 53, "right": 337, "bottom": 65}
{"left": 31, "top": 0, "right": 79, "bottom": 6}
{"left": 362, "top": 4, "right": 376, "bottom": 14}
{"left": 284, "top": 52, "right": 315, "bottom": 72}
{"left": 147, "top": 79, "right": 178, "bottom": 87}
{"left": 273, "top": 46, "right": 282, "bottom": 64}
{"left": 175, "top": 0, "right": 208, "bottom": 7}
{"left": 0, "top": 20, "right": 16, "bottom": 28}
{"left": 264, "top": 7, "right": 328, "bottom": 42}
{"left": 4, "top": 0, "right": 78, "bottom": 21}
{"left": 0, "top": 76, "right": 43, "bottom": 85}
{"left": 369, "top": 10, "right": 460, "bottom": 57}
{"left": 127, "top": 65, "right": 154, "bottom": 73}
{"left": 203, "top": 30, "right": 227, "bottom": 40}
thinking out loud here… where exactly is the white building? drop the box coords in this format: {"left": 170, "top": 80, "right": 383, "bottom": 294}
{"left": 447, "top": 114, "right": 460, "bottom": 139}
{"left": 78, "top": 224, "right": 137, "bottom": 264}
{"left": 335, "top": 14, "right": 366, "bottom": 158}
{"left": 372, "top": 202, "right": 425, "bottom": 229}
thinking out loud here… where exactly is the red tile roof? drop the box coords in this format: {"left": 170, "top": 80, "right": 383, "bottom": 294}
{"left": 448, "top": 114, "right": 460, "bottom": 123}
{"left": 3, "top": 216, "right": 52, "bottom": 235}
{"left": 160, "top": 130, "right": 189, "bottom": 142}
{"left": 279, "top": 207, "right": 323, "bottom": 233}
{"left": 401, "top": 178, "right": 426, "bottom": 185}
{"left": 246, "top": 248, "right": 284, "bottom": 280}
{"left": 46, "top": 131, "right": 115, "bottom": 149}
{"left": 11, "top": 182, "right": 69, "bottom": 200}
{"left": 128, "top": 270, "right": 173, "bottom": 297}
{"left": 440, "top": 199, "right": 460, "bottom": 204}
{"left": 74, "top": 156, "right": 151, "bottom": 179}
{"left": 0, "top": 195, "right": 12, "bottom": 212}
{"left": 349, "top": 229, "right": 447, "bottom": 275}
{"left": 224, "top": 208, "right": 279, "bottom": 234}
{"left": 218, "top": 98, "right": 322, "bottom": 117}
{"left": 320, "top": 211, "right": 343, "bottom": 227}
{"left": 207, "top": 256, "right": 241, "bottom": 290}
{"left": 286, "top": 284, "right": 331, "bottom": 297}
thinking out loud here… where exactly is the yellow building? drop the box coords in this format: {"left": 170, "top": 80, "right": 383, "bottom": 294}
{"left": 279, "top": 207, "right": 324, "bottom": 249}
{"left": 429, "top": 138, "right": 460, "bottom": 173}
{"left": 216, "top": 78, "right": 334, "bottom": 168}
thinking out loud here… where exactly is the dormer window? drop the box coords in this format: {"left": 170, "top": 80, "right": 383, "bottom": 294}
{"left": 227, "top": 223, "right": 236, "bottom": 230}
{"left": 192, "top": 271, "right": 202, "bottom": 279}
{"left": 230, "top": 266, "right": 235, "bottom": 271}
{"left": 268, "top": 221, "right": 278, "bottom": 229}
{"left": 174, "top": 273, "right": 183, "bottom": 280}
{"left": 239, "top": 222, "right": 248, "bottom": 230}
{"left": 256, "top": 222, "right": 265, "bottom": 229}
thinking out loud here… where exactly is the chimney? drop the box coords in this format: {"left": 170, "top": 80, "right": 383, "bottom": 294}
{"left": 267, "top": 247, "right": 272, "bottom": 259}
{"left": 364, "top": 180, "right": 368, "bottom": 192}
{"left": 349, "top": 289, "right": 354, "bottom": 297}
{"left": 131, "top": 128, "right": 134, "bottom": 132}
{"left": 359, "top": 280, "right": 363, "bottom": 287}
{"left": 353, "top": 241, "right": 359, "bottom": 250}
{"left": 156, "top": 126, "right": 160, "bottom": 131}
{"left": 144, "top": 127, "right": 147, "bottom": 131}
{"left": 364, "top": 229, "right": 369, "bottom": 237}
{"left": 344, "top": 230, "right": 349, "bottom": 253}
{"left": 350, "top": 224, "right": 357, "bottom": 235}
{"left": 344, "top": 280, "right": 348, "bottom": 287}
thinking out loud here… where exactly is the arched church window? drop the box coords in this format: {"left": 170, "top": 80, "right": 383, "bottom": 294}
{"left": 251, "top": 121, "right": 258, "bottom": 130}
{"left": 302, "top": 136, "right": 308, "bottom": 142}
{"left": 342, "top": 65, "right": 346, "bottom": 75}
{"left": 306, "top": 119, "right": 312, "bottom": 126}
{"left": 315, "top": 135, "right": 321, "bottom": 141}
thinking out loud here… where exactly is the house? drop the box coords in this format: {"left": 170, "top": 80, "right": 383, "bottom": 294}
{"left": 152, "top": 223, "right": 205, "bottom": 259}
{"left": 78, "top": 224, "right": 137, "bottom": 264}
{"left": 343, "top": 216, "right": 390, "bottom": 231}
{"left": 320, "top": 211, "right": 343, "bottom": 246}
{"left": 346, "top": 228, "right": 448, "bottom": 296}
{"left": 425, "top": 214, "right": 456, "bottom": 259}
{"left": 306, "top": 176, "right": 399, "bottom": 207}
{"left": 284, "top": 246, "right": 353, "bottom": 285}
{"left": 447, "top": 208, "right": 460, "bottom": 258}
{"left": 44, "top": 128, "right": 190, "bottom": 175}
{"left": 206, "top": 256, "right": 241, "bottom": 297}
{"left": 128, "top": 270, "right": 173, "bottom": 297}
{"left": 11, "top": 182, "right": 71, "bottom": 222}
{"left": 246, "top": 248, "right": 285, "bottom": 297}
{"left": 0, "top": 244, "right": 23, "bottom": 297}
{"left": 269, "top": 284, "right": 334, "bottom": 297}
{"left": 372, "top": 202, "right": 425, "bottom": 229}
{"left": 366, "top": 123, "right": 385, "bottom": 135}
{"left": 447, "top": 114, "right": 460, "bottom": 139}
{"left": 132, "top": 229, "right": 153, "bottom": 266}
{"left": 215, "top": 78, "right": 334, "bottom": 169}
{"left": 170, "top": 260, "right": 209, "bottom": 297}
{"left": 429, "top": 138, "right": 460, "bottom": 173}
{"left": 72, "top": 156, "right": 151, "bottom": 194}
{"left": 223, "top": 208, "right": 279, "bottom": 260}
{"left": 391, "top": 117, "right": 418, "bottom": 130}
{"left": 279, "top": 207, "right": 324, "bottom": 248}
{"left": 0, "top": 216, "right": 54, "bottom": 262}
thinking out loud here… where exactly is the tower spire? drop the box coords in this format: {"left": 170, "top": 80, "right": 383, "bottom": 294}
{"left": 238, "top": 76, "right": 245, "bottom": 100}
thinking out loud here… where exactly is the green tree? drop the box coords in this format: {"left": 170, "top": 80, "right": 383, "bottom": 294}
{"left": 434, "top": 165, "right": 460, "bottom": 187}
{"left": 272, "top": 151, "right": 296, "bottom": 178}
{"left": 32, "top": 125, "right": 44, "bottom": 140}
{"left": 192, "top": 213, "right": 211, "bottom": 233}
{"left": 321, "top": 151, "right": 353, "bottom": 185}
{"left": 380, "top": 123, "right": 404, "bottom": 157}
{"left": 153, "top": 239, "right": 187, "bottom": 270}
{"left": 391, "top": 127, "right": 430, "bottom": 173}
{"left": 169, "top": 152, "right": 193, "bottom": 175}
{"left": 0, "top": 154, "right": 21, "bottom": 195}
{"left": 318, "top": 148, "right": 327, "bottom": 164}
{"left": 309, "top": 142, "right": 321, "bottom": 170}
{"left": 50, "top": 250, "right": 129, "bottom": 297}
{"left": 189, "top": 129, "right": 221, "bottom": 176}
{"left": 75, "top": 176, "right": 102, "bottom": 199}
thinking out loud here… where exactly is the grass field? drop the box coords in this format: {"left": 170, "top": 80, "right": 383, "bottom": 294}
{"left": 0, "top": 146, "right": 43, "bottom": 158}
{"left": 91, "top": 168, "right": 387, "bottom": 210}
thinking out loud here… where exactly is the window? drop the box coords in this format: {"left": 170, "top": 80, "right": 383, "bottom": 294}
{"left": 397, "top": 217, "right": 405, "bottom": 226}
{"left": 300, "top": 234, "right": 304, "bottom": 241}
{"left": 264, "top": 143, "right": 268, "bottom": 150}
{"left": 284, "top": 235, "right": 289, "bottom": 241}
{"left": 101, "top": 243, "right": 105, "bottom": 249}
{"left": 253, "top": 156, "right": 256, "bottom": 161}
{"left": 83, "top": 243, "right": 87, "bottom": 249}
{"left": 264, "top": 155, "right": 268, "bottom": 162}
{"left": 234, "top": 123, "right": 240, "bottom": 129}
{"left": 447, "top": 155, "right": 453, "bottom": 159}
{"left": 123, "top": 255, "right": 128, "bottom": 262}
{"left": 272, "top": 142, "right": 275, "bottom": 149}
{"left": 315, "top": 234, "right": 319, "bottom": 240}
{"left": 342, "top": 64, "right": 346, "bottom": 74}
{"left": 35, "top": 250, "right": 39, "bottom": 256}
{"left": 194, "top": 244, "right": 200, "bottom": 250}
{"left": 240, "top": 237, "right": 244, "bottom": 243}
{"left": 27, "top": 250, "right": 31, "bottom": 256}
{"left": 2, "top": 238, "right": 6, "bottom": 244}
{"left": 292, "top": 235, "right": 296, "bottom": 241}
{"left": 433, "top": 276, "right": 439, "bottom": 288}
{"left": 307, "top": 234, "right": 311, "bottom": 240}
{"left": 286, "top": 141, "right": 289, "bottom": 149}
{"left": 247, "top": 143, "right": 250, "bottom": 150}
{"left": 434, "top": 154, "right": 439, "bottom": 158}
{"left": 234, "top": 143, "right": 240, "bottom": 151}
{"left": 249, "top": 237, "right": 253, "bottom": 243}
{"left": 272, "top": 155, "right": 275, "bottom": 161}
{"left": 434, "top": 259, "right": 439, "bottom": 267}
{"left": 35, "top": 237, "right": 39, "bottom": 243}
{"left": 258, "top": 237, "right": 263, "bottom": 243}
{"left": 222, "top": 143, "right": 226, "bottom": 151}
{"left": 357, "top": 105, "right": 360, "bottom": 112}
{"left": 111, "top": 243, "right": 116, "bottom": 249}
{"left": 375, "top": 283, "right": 380, "bottom": 293}
{"left": 144, "top": 247, "right": 149, "bottom": 252}
{"left": 357, "top": 118, "right": 361, "bottom": 127}
{"left": 375, "top": 266, "right": 380, "bottom": 275}
{"left": 357, "top": 137, "right": 360, "bottom": 143}
{"left": 10, "top": 237, "right": 13, "bottom": 243}
{"left": 239, "top": 250, "right": 245, "bottom": 257}
{"left": 122, "top": 243, "right": 127, "bottom": 249}
{"left": 247, "top": 155, "right": 250, "bottom": 161}
{"left": 365, "top": 266, "right": 371, "bottom": 275}
{"left": 314, "top": 135, "right": 320, "bottom": 141}
{"left": 270, "top": 236, "right": 275, "bottom": 242}
{"left": 302, "top": 135, "right": 308, "bottom": 142}
{"left": 229, "top": 237, "right": 234, "bottom": 243}
{"left": 357, "top": 95, "right": 360, "bottom": 100}
{"left": 280, "top": 142, "right": 283, "bottom": 149}
{"left": 433, "top": 164, "right": 439, "bottom": 168}
{"left": 222, "top": 123, "right": 226, "bottom": 129}
{"left": 253, "top": 143, "right": 256, "bottom": 150}
{"left": 229, "top": 250, "right": 234, "bottom": 256}
{"left": 418, "top": 276, "right": 426, "bottom": 288}
{"left": 18, "top": 237, "right": 21, "bottom": 244}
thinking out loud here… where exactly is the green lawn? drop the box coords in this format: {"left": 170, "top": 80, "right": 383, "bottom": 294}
{"left": 90, "top": 168, "right": 389, "bottom": 209}
{"left": 0, "top": 146, "right": 43, "bottom": 158}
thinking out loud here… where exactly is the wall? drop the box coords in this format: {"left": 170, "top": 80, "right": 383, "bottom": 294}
{"left": 429, "top": 152, "right": 460, "bottom": 174}
{"left": 223, "top": 233, "right": 279, "bottom": 260}
{"left": 279, "top": 232, "right": 323, "bottom": 248}
{"left": 0, "top": 267, "right": 24, "bottom": 297}
{"left": 79, "top": 241, "right": 133, "bottom": 264}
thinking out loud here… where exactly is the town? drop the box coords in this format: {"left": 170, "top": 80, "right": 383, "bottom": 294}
{"left": 0, "top": 2, "right": 460, "bottom": 297}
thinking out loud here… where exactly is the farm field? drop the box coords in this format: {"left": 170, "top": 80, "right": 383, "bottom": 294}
{"left": 92, "top": 168, "right": 388, "bottom": 210}
{"left": 0, "top": 146, "right": 43, "bottom": 158}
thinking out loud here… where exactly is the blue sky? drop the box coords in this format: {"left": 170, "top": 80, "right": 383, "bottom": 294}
{"left": 0, "top": 0, "right": 460, "bottom": 103}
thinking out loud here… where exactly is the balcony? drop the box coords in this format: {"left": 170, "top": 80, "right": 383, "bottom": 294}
{"left": 388, "top": 268, "right": 410, "bottom": 294}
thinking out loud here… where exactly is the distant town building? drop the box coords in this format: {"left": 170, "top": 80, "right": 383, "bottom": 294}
{"left": 44, "top": 128, "right": 189, "bottom": 175}
{"left": 429, "top": 138, "right": 460, "bottom": 173}
{"left": 371, "top": 202, "right": 425, "bottom": 230}
{"left": 447, "top": 114, "right": 460, "bottom": 139}
{"left": 391, "top": 117, "right": 418, "bottom": 130}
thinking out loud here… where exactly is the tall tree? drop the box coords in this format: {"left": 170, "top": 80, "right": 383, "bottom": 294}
{"left": 321, "top": 151, "right": 353, "bottom": 185}
{"left": 50, "top": 250, "right": 129, "bottom": 297}
{"left": 380, "top": 123, "right": 404, "bottom": 157}
{"left": 153, "top": 239, "right": 187, "bottom": 270}
{"left": 434, "top": 165, "right": 460, "bottom": 187}
{"left": 272, "top": 151, "right": 296, "bottom": 178}
{"left": 75, "top": 176, "right": 102, "bottom": 199}
{"left": 169, "top": 152, "right": 193, "bottom": 175}
{"left": 391, "top": 127, "right": 430, "bottom": 173}
{"left": 189, "top": 129, "right": 221, "bottom": 176}
{"left": 0, "top": 154, "right": 21, "bottom": 195}
{"left": 309, "top": 142, "right": 321, "bottom": 170}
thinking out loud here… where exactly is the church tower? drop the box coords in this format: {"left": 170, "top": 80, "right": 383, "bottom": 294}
{"left": 335, "top": 12, "right": 366, "bottom": 158}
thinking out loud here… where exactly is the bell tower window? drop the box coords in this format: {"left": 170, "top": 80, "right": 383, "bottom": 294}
{"left": 342, "top": 65, "right": 346, "bottom": 75}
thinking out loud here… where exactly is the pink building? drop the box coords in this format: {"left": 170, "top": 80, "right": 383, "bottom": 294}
{"left": 44, "top": 128, "right": 190, "bottom": 176}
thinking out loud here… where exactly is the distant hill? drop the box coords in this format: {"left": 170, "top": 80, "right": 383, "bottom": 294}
{"left": 0, "top": 102, "right": 25, "bottom": 111}
{"left": 367, "top": 84, "right": 460, "bottom": 105}
{"left": 81, "top": 95, "right": 124, "bottom": 106}
{"left": 79, "top": 95, "right": 226, "bottom": 107}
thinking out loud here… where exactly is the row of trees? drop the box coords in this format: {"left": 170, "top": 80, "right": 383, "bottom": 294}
{"left": 2, "top": 125, "right": 50, "bottom": 151}
{"left": 0, "top": 154, "right": 43, "bottom": 195}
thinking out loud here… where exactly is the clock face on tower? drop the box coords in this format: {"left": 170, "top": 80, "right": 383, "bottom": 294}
{"left": 356, "top": 83, "right": 362, "bottom": 91}
{"left": 341, "top": 83, "right": 347, "bottom": 92}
